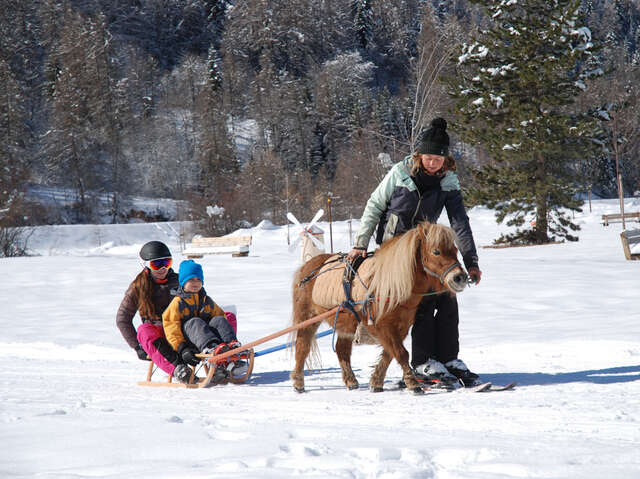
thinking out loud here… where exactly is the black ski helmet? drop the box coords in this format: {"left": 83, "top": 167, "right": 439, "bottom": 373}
{"left": 139, "top": 241, "right": 172, "bottom": 261}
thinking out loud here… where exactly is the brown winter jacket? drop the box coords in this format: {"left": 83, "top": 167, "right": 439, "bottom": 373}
{"left": 116, "top": 270, "right": 179, "bottom": 349}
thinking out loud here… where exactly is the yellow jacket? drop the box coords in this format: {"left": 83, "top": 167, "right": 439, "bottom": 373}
{"left": 162, "top": 288, "right": 225, "bottom": 350}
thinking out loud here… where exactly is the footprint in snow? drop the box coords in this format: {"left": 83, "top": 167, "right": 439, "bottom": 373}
{"left": 37, "top": 409, "right": 67, "bottom": 416}
{"left": 350, "top": 447, "right": 402, "bottom": 462}
{"left": 279, "top": 443, "right": 323, "bottom": 457}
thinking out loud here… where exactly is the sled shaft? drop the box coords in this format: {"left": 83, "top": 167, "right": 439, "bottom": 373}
{"left": 254, "top": 329, "right": 333, "bottom": 357}
{"left": 197, "top": 306, "right": 340, "bottom": 364}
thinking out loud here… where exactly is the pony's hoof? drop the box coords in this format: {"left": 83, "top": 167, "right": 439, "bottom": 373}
{"left": 370, "top": 386, "right": 384, "bottom": 393}
{"left": 410, "top": 387, "right": 424, "bottom": 395}
{"left": 347, "top": 383, "right": 359, "bottom": 391}
{"left": 293, "top": 386, "right": 305, "bottom": 394}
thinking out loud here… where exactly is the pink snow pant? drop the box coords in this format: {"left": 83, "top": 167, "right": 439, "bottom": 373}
{"left": 225, "top": 312, "right": 237, "bottom": 334}
{"left": 137, "top": 323, "right": 176, "bottom": 375}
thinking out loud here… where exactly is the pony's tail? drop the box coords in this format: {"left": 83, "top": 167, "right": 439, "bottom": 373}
{"left": 287, "top": 321, "right": 322, "bottom": 370}
{"left": 289, "top": 261, "right": 324, "bottom": 370}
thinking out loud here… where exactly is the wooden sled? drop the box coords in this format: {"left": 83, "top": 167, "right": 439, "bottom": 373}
{"left": 138, "top": 306, "right": 341, "bottom": 390}
{"left": 138, "top": 347, "right": 255, "bottom": 389}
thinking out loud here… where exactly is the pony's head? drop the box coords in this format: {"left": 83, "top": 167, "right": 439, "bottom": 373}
{"left": 416, "top": 222, "right": 468, "bottom": 294}
{"left": 367, "top": 222, "right": 467, "bottom": 316}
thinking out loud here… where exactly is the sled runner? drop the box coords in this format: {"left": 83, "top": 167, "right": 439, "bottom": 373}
{"left": 138, "top": 346, "right": 255, "bottom": 388}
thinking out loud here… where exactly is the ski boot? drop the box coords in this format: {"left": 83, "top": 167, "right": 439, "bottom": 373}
{"left": 397, "top": 359, "right": 462, "bottom": 390}
{"left": 444, "top": 359, "right": 481, "bottom": 387}
{"left": 413, "top": 359, "right": 463, "bottom": 390}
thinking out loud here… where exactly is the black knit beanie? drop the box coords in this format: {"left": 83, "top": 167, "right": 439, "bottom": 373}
{"left": 418, "top": 118, "right": 449, "bottom": 156}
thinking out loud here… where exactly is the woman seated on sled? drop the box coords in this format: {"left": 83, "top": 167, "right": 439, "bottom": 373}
{"left": 116, "top": 241, "right": 194, "bottom": 384}
{"left": 162, "top": 259, "right": 247, "bottom": 382}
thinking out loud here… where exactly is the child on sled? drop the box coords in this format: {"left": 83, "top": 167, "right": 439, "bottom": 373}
{"left": 162, "top": 259, "right": 247, "bottom": 382}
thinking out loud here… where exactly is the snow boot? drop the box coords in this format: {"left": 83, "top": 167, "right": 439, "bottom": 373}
{"left": 225, "top": 341, "right": 249, "bottom": 378}
{"left": 229, "top": 360, "right": 249, "bottom": 378}
{"left": 444, "top": 358, "right": 481, "bottom": 387}
{"left": 226, "top": 340, "right": 243, "bottom": 361}
{"left": 203, "top": 343, "right": 230, "bottom": 362}
{"left": 203, "top": 344, "right": 230, "bottom": 383}
{"left": 212, "top": 364, "right": 229, "bottom": 383}
{"left": 173, "top": 363, "right": 192, "bottom": 384}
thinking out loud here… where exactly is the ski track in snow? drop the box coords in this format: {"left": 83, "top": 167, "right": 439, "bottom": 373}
{"left": 1, "top": 199, "right": 639, "bottom": 478}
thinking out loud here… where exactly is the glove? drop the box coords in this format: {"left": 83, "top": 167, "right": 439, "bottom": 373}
{"left": 468, "top": 266, "right": 482, "bottom": 285}
{"left": 178, "top": 343, "right": 200, "bottom": 366}
{"left": 347, "top": 247, "right": 367, "bottom": 261}
{"left": 135, "top": 344, "right": 150, "bottom": 361}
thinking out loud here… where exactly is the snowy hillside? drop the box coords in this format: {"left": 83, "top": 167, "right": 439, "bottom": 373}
{"left": 1, "top": 199, "right": 639, "bottom": 478}
{"left": 24, "top": 185, "right": 188, "bottom": 224}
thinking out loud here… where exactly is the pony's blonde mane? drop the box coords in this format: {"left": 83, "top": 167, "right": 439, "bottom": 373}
{"left": 367, "top": 222, "right": 456, "bottom": 316}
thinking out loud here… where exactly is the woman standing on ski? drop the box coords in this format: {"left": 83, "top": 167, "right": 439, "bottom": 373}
{"left": 116, "top": 241, "right": 191, "bottom": 383}
{"left": 347, "top": 118, "right": 482, "bottom": 388}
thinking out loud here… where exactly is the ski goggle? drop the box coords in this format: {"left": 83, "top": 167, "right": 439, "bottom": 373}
{"left": 146, "top": 257, "right": 172, "bottom": 270}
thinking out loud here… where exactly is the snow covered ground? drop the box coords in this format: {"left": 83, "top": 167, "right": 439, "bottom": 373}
{"left": 1, "top": 199, "right": 639, "bottom": 479}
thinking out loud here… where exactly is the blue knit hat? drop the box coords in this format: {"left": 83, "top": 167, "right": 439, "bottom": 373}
{"left": 178, "top": 260, "right": 204, "bottom": 288}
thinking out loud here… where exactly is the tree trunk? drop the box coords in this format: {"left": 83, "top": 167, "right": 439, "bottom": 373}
{"left": 535, "top": 152, "right": 549, "bottom": 244}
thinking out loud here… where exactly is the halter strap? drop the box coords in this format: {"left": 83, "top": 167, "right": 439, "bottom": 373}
{"left": 422, "top": 261, "right": 462, "bottom": 285}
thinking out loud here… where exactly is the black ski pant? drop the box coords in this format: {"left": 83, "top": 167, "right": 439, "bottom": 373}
{"left": 410, "top": 293, "right": 459, "bottom": 368}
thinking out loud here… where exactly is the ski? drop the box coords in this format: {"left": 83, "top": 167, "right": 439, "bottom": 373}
{"left": 397, "top": 378, "right": 516, "bottom": 393}
{"left": 420, "top": 381, "right": 491, "bottom": 393}
{"left": 465, "top": 381, "right": 493, "bottom": 392}
{"left": 488, "top": 381, "right": 517, "bottom": 391}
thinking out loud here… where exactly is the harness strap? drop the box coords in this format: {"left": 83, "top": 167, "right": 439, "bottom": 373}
{"left": 299, "top": 253, "right": 376, "bottom": 326}
{"left": 298, "top": 256, "right": 344, "bottom": 286}
{"left": 330, "top": 297, "right": 375, "bottom": 352}
{"left": 341, "top": 254, "right": 371, "bottom": 324}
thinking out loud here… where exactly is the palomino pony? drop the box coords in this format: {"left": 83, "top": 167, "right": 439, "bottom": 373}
{"left": 290, "top": 221, "right": 468, "bottom": 394}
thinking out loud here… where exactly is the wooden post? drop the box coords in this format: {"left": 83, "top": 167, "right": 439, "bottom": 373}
{"left": 327, "top": 196, "right": 334, "bottom": 253}
{"left": 613, "top": 115, "right": 626, "bottom": 230}
{"left": 286, "top": 172, "right": 290, "bottom": 245}
{"left": 619, "top": 173, "right": 626, "bottom": 230}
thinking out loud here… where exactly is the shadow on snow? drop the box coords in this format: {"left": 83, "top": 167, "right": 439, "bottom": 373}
{"left": 243, "top": 365, "right": 640, "bottom": 388}
{"left": 245, "top": 367, "right": 355, "bottom": 386}
{"left": 481, "top": 365, "right": 640, "bottom": 387}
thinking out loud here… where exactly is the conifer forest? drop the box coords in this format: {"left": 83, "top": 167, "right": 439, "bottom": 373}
{"left": 2, "top": 0, "right": 640, "bottom": 245}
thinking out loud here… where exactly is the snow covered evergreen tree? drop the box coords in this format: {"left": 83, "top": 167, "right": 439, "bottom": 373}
{"left": 42, "top": 3, "right": 112, "bottom": 222}
{"left": 197, "top": 46, "right": 238, "bottom": 209}
{"left": 0, "top": 57, "right": 31, "bottom": 255}
{"left": 353, "top": 0, "right": 373, "bottom": 49}
{"left": 450, "top": 0, "right": 600, "bottom": 244}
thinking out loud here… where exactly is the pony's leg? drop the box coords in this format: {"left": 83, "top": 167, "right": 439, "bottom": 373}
{"left": 374, "top": 317, "right": 424, "bottom": 395}
{"left": 290, "top": 323, "right": 319, "bottom": 393}
{"left": 369, "top": 349, "right": 392, "bottom": 392}
{"left": 397, "top": 350, "right": 423, "bottom": 395}
{"left": 335, "top": 335, "right": 359, "bottom": 390}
